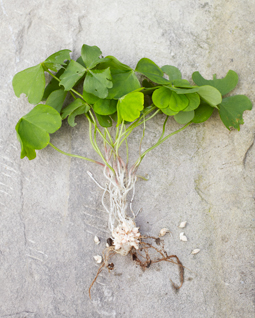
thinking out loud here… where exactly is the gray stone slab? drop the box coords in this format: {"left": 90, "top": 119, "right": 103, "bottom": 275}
{"left": 0, "top": 1, "right": 254, "bottom": 317}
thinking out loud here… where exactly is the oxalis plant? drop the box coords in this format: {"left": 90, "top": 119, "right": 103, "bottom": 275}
{"left": 13, "top": 44, "right": 252, "bottom": 297}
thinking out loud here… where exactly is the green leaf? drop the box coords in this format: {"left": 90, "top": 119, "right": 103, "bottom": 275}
{"left": 107, "top": 69, "right": 141, "bottom": 99}
{"left": 61, "top": 99, "right": 89, "bottom": 121}
{"left": 15, "top": 105, "right": 62, "bottom": 159}
{"left": 168, "top": 91, "right": 189, "bottom": 111}
{"left": 183, "top": 93, "right": 200, "bottom": 112}
{"left": 83, "top": 90, "right": 99, "bottom": 104}
{"left": 192, "top": 102, "right": 214, "bottom": 123}
{"left": 68, "top": 105, "right": 89, "bottom": 127}
{"left": 111, "top": 112, "right": 118, "bottom": 122}
{"left": 192, "top": 70, "right": 239, "bottom": 95}
{"left": 161, "top": 108, "right": 178, "bottom": 116}
{"left": 172, "top": 79, "right": 192, "bottom": 87}
{"left": 84, "top": 68, "right": 112, "bottom": 98}
{"left": 142, "top": 79, "right": 155, "bottom": 88}
{"left": 218, "top": 95, "right": 252, "bottom": 130}
{"left": 118, "top": 92, "right": 144, "bottom": 122}
{"left": 174, "top": 111, "right": 194, "bottom": 124}
{"left": 95, "top": 113, "right": 112, "bottom": 127}
{"left": 97, "top": 55, "right": 132, "bottom": 71}
{"left": 42, "top": 68, "right": 65, "bottom": 100}
{"left": 12, "top": 64, "right": 45, "bottom": 104}
{"left": 44, "top": 50, "right": 71, "bottom": 72}
{"left": 152, "top": 87, "right": 172, "bottom": 109}
{"left": 174, "top": 87, "right": 200, "bottom": 94}
{"left": 135, "top": 58, "right": 170, "bottom": 84}
{"left": 198, "top": 85, "right": 222, "bottom": 107}
{"left": 81, "top": 44, "right": 102, "bottom": 69}
{"left": 93, "top": 99, "right": 117, "bottom": 115}
{"left": 59, "top": 60, "right": 86, "bottom": 91}
{"left": 161, "top": 65, "right": 182, "bottom": 81}
{"left": 46, "top": 89, "right": 67, "bottom": 113}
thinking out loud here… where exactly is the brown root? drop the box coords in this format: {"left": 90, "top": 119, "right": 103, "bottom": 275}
{"left": 89, "top": 235, "right": 184, "bottom": 299}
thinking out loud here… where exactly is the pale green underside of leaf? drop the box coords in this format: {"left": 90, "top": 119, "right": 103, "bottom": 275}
{"left": 118, "top": 92, "right": 144, "bottom": 122}
{"left": 219, "top": 95, "right": 252, "bottom": 130}
{"left": 98, "top": 56, "right": 132, "bottom": 71}
{"left": 16, "top": 105, "right": 62, "bottom": 159}
{"left": 192, "top": 70, "right": 238, "bottom": 96}
{"left": 68, "top": 105, "right": 90, "bottom": 127}
{"left": 174, "top": 110, "right": 194, "bottom": 124}
{"left": 198, "top": 85, "right": 222, "bottom": 107}
{"left": 12, "top": 64, "right": 45, "bottom": 104}
{"left": 44, "top": 49, "right": 71, "bottom": 72}
{"left": 61, "top": 99, "right": 90, "bottom": 122}
{"left": 135, "top": 58, "right": 170, "bottom": 84}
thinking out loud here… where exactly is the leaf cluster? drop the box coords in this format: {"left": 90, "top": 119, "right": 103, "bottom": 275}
{"left": 12, "top": 45, "right": 252, "bottom": 160}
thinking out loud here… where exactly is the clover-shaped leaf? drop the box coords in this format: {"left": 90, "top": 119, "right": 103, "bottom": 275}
{"left": 152, "top": 87, "right": 189, "bottom": 113}
{"left": 12, "top": 64, "right": 45, "bottom": 104}
{"left": 107, "top": 69, "right": 141, "bottom": 99}
{"left": 81, "top": 44, "right": 103, "bottom": 69}
{"left": 84, "top": 68, "right": 113, "bottom": 98}
{"left": 44, "top": 49, "right": 71, "bottom": 72}
{"left": 135, "top": 58, "right": 170, "bottom": 84}
{"left": 15, "top": 105, "right": 62, "bottom": 160}
{"left": 152, "top": 87, "right": 171, "bottom": 109}
{"left": 192, "top": 70, "right": 238, "bottom": 96}
{"left": 161, "top": 65, "right": 182, "bottom": 81}
{"left": 218, "top": 95, "right": 252, "bottom": 130}
{"left": 59, "top": 60, "right": 86, "bottom": 91}
{"left": 117, "top": 92, "right": 144, "bottom": 122}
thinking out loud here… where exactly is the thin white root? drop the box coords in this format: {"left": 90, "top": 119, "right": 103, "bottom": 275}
{"left": 87, "top": 148, "right": 140, "bottom": 255}
{"left": 87, "top": 171, "right": 108, "bottom": 192}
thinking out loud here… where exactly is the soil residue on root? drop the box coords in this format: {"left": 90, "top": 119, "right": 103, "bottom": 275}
{"left": 89, "top": 235, "right": 184, "bottom": 299}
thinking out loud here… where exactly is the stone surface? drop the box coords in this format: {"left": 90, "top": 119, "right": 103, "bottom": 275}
{"left": 1, "top": 0, "right": 255, "bottom": 317}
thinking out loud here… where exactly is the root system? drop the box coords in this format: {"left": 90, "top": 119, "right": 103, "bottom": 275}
{"left": 89, "top": 235, "right": 184, "bottom": 299}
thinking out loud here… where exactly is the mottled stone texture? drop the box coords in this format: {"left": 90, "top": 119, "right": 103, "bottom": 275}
{"left": 1, "top": 1, "right": 255, "bottom": 317}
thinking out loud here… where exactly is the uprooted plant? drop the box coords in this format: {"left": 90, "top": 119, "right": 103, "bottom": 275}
{"left": 12, "top": 44, "right": 252, "bottom": 297}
